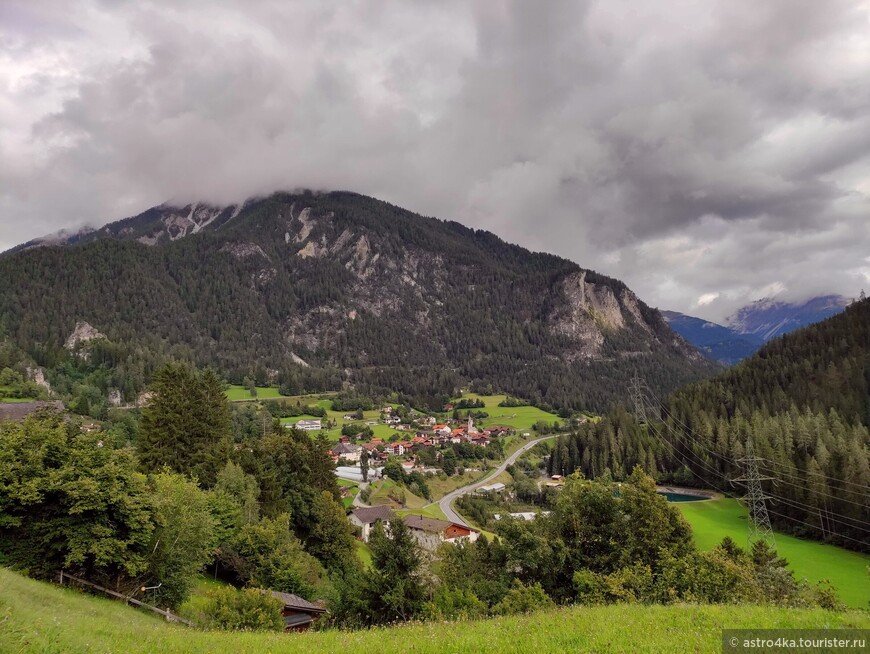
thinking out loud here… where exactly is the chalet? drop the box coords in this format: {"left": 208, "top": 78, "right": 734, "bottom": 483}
{"left": 402, "top": 515, "right": 479, "bottom": 550}
{"left": 348, "top": 505, "right": 395, "bottom": 542}
{"left": 293, "top": 419, "right": 322, "bottom": 431}
{"left": 421, "top": 416, "right": 437, "bottom": 426}
{"left": 0, "top": 400, "right": 65, "bottom": 423}
{"left": 268, "top": 591, "right": 327, "bottom": 632}
{"left": 331, "top": 442, "right": 362, "bottom": 463}
{"left": 381, "top": 406, "right": 393, "bottom": 414}
{"left": 383, "top": 416, "right": 401, "bottom": 425}
{"left": 342, "top": 414, "right": 358, "bottom": 420}
{"left": 471, "top": 434, "right": 490, "bottom": 447}
{"left": 443, "top": 404, "right": 454, "bottom": 411}
{"left": 433, "top": 424, "right": 450, "bottom": 435}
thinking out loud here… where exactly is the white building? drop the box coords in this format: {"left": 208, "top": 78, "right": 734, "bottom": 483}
{"left": 348, "top": 506, "right": 395, "bottom": 542}
{"left": 293, "top": 419, "right": 322, "bottom": 431}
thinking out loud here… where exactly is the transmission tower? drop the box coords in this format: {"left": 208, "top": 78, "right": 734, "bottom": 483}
{"left": 630, "top": 374, "right": 648, "bottom": 424}
{"left": 733, "top": 440, "right": 776, "bottom": 549}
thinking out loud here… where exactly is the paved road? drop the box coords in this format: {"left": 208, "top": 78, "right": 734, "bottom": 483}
{"left": 437, "top": 435, "right": 558, "bottom": 526}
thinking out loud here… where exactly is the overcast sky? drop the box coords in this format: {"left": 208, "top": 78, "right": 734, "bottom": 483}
{"left": 2, "top": 0, "right": 869, "bottom": 321}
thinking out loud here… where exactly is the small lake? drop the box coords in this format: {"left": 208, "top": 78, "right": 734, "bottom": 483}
{"left": 658, "top": 491, "right": 710, "bottom": 503}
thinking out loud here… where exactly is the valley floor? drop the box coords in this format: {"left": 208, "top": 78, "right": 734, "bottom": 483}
{"left": 1, "top": 568, "right": 868, "bottom": 654}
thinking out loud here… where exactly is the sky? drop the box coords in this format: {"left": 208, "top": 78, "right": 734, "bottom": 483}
{"left": 2, "top": 0, "right": 869, "bottom": 321}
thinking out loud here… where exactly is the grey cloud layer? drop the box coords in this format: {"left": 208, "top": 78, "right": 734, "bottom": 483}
{"left": 2, "top": 0, "right": 868, "bottom": 320}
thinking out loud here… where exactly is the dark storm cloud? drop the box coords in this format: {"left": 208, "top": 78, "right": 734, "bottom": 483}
{"left": 1, "top": 0, "right": 868, "bottom": 320}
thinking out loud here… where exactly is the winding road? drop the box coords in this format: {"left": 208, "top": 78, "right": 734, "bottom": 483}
{"left": 437, "top": 435, "right": 558, "bottom": 526}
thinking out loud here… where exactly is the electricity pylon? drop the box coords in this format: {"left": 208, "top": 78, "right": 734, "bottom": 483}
{"left": 733, "top": 440, "right": 776, "bottom": 549}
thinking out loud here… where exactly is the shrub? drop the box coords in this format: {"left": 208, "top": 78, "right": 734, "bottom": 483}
{"left": 492, "top": 580, "right": 555, "bottom": 615}
{"left": 200, "top": 586, "right": 284, "bottom": 631}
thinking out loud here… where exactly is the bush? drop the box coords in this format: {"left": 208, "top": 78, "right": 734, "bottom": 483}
{"left": 492, "top": 580, "right": 555, "bottom": 615}
{"left": 199, "top": 586, "right": 284, "bottom": 631}
{"left": 424, "top": 587, "right": 487, "bottom": 620}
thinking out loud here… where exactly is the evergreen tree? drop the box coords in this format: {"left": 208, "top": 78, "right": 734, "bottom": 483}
{"left": 139, "top": 362, "right": 232, "bottom": 486}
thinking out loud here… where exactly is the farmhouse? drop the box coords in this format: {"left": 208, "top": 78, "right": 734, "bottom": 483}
{"left": 268, "top": 591, "right": 328, "bottom": 632}
{"left": 348, "top": 505, "right": 395, "bottom": 542}
{"left": 402, "top": 514, "right": 479, "bottom": 550}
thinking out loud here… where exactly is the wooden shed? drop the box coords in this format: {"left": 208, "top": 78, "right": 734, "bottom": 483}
{"left": 269, "top": 591, "right": 328, "bottom": 632}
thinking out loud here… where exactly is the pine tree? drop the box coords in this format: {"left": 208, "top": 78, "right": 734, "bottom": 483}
{"left": 139, "top": 362, "right": 232, "bottom": 486}
{"left": 365, "top": 518, "right": 426, "bottom": 623}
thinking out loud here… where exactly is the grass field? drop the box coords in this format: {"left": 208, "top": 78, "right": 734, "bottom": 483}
{"left": 678, "top": 498, "right": 870, "bottom": 609}
{"left": 457, "top": 393, "right": 559, "bottom": 431}
{"left": 2, "top": 568, "right": 867, "bottom": 654}
{"left": 354, "top": 540, "right": 373, "bottom": 567}
{"left": 366, "top": 478, "right": 430, "bottom": 510}
{"left": 224, "top": 385, "right": 285, "bottom": 401}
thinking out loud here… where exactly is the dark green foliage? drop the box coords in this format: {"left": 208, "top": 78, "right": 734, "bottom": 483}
{"left": 218, "top": 514, "right": 328, "bottom": 600}
{"left": 146, "top": 472, "right": 216, "bottom": 608}
{"left": 197, "top": 586, "right": 284, "bottom": 632}
{"left": 423, "top": 586, "right": 487, "bottom": 620}
{"left": 332, "top": 518, "right": 426, "bottom": 626}
{"left": 139, "top": 363, "right": 232, "bottom": 486}
{"left": 0, "top": 412, "right": 153, "bottom": 589}
{"left": 238, "top": 430, "right": 343, "bottom": 551}
{"left": 492, "top": 580, "right": 555, "bottom": 615}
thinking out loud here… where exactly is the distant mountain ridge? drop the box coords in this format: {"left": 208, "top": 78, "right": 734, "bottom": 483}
{"left": 725, "top": 295, "right": 850, "bottom": 342}
{"left": 661, "top": 311, "right": 762, "bottom": 366}
{"left": 664, "top": 295, "right": 851, "bottom": 365}
{"left": 0, "top": 191, "right": 717, "bottom": 411}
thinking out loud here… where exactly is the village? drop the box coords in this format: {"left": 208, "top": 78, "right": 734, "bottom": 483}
{"left": 322, "top": 405, "right": 513, "bottom": 469}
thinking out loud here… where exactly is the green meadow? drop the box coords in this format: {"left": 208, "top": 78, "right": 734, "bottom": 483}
{"left": 2, "top": 568, "right": 867, "bottom": 654}
{"left": 457, "top": 393, "right": 560, "bottom": 431}
{"left": 678, "top": 497, "right": 869, "bottom": 609}
{"left": 224, "top": 384, "right": 285, "bottom": 401}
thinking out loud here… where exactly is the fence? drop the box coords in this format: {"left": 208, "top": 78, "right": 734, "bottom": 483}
{"left": 58, "top": 571, "right": 194, "bottom": 627}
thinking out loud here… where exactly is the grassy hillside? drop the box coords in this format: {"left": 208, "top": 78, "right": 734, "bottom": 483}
{"left": 1, "top": 568, "right": 867, "bottom": 654}
{"left": 678, "top": 498, "right": 870, "bottom": 609}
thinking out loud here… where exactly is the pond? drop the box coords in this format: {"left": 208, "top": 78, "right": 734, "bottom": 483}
{"left": 658, "top": 491, "right": 711, "bottom": 502}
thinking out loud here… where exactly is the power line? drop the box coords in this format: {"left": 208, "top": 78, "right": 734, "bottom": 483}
{"left": 766, "top": 509, "right": 870, "bottom": 549}
{"left": 631, "top": 376, "right": 868, "bottom": 547}
{"left": 645, "top": 382, "right": 869, "bottom": 495}
{"left": 758, "top": 459, "right": 869, "bottom": 493}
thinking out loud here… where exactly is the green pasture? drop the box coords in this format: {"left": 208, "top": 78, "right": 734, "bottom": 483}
{"left": 224, "top": 385, "right": 284, "bottom": 401}
{"left": 454, "top": 393, "right": 559, "bottom": 431}
{"left": 4, "top": 568, "right": 867, "bottom": 654}
{"left": 678, "top": 497, "right": 869, "bottom": 609}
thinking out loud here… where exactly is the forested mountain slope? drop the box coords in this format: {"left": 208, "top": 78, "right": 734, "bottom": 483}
{"left": 550, "top": 299, "right": 870, "bottom": 550}
{"left": 0, "top": 191, "right": 716, "bottom": 411}
{"left": 671, "top": 297, "right": 869, "bottom": 425}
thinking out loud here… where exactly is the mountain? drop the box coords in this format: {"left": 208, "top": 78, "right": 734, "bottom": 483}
{"left": 0, "top": 191, "right": 717, "bottom": 412}
{"left": 725, "top": 295, "right": 850, "bottom": 342}
{"left": 664, "top": 298, "right": 870, "bottom": 549}
{"left": 664, "top": 295, "right": 852, "bottom": 366}
{"left": 661, "top": 311, "right": 763, "bottom": 366}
